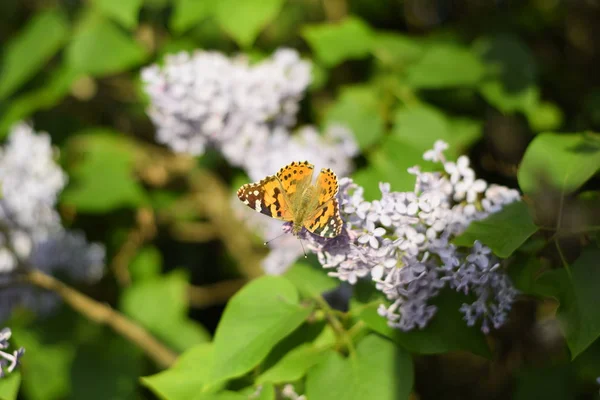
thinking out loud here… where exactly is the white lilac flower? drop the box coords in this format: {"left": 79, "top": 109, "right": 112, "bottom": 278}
{"left": 0, "top": 327, "right": 24, "bottom": 378}
{"left": 306, "top": 141, "right": 520, "bottom": 333}
{"left": 141, "top": 48, "right": 311, "bottom": 165}
{"left": 0, "top": 123, "right": 106, "bottom": 323}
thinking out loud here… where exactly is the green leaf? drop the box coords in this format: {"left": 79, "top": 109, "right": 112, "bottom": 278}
{"left": 284, "top": 262, "right": 339, "bottom": 298}
{"left": 354, "top": 290, "right": 490, "bottom": 358}
{"left": 0, "top": 65, "right": 78, "bottom": 136}
{"left": 392, "top": 104, "right": 482, "bottom": 159}
{"left": 121, "top": 270, "right": 210, "bottom": 352}
{"left": 474, "top": 34, "right": 538, "bottom": 114}
{"left": 170, "top": 0, "right": 214, "bottom": 33}
{"left": 257, "top": 343, "right": 328, "bottom": 384}
{"left": 453, "top": 201, "right": 538, "bottom": 258}
{"left": 0, "top": 372, "right": 21, "bottom": 400}
{"left": 66, "top": 16, "right": 147, "bottom": 76}
{"left": 61, "top": 130, "right": 149, "bottom": 212}
{"left": 306, "top": 335, "right": 413, "bottom": 400}
{"left": 323, "top": 85, "right": 385, "bottom": 149}
{"left": 14, "top": 330, "right": 75, "bottom": 400}
{"left": 405, "top": 44, "right": 485, "bottom": 89}
{"left": 91, "top": 0, "right": 143, "bottom": 28}
{"left": 213, "top": 0, "right": 284, "bottom": 48}
{"left": 0, "top": 9, "right": 69, "bottom": 99}
{"left": 556, "top": 248, "right": 600, "bottom": 358}
{"left": 526, "top": 101, "right": 564, "bottom": 132}
{"left": 302, "top": 17, "right": 374, "bottom": 67}
{"left": 354, "top": 138, "right": 425, "bottom": 199}
{"left": 517, "top": 132, "right": 600, "bottom": 196}
{"left": 142, "top": 343, "right": 222, "bottom": 400}
{"left": 129, "top": 246, "right": 162, "bottom": 282}
{"left": 209, "top": 276, "right": 313, "bottom": 385}
{"left": 69, "top": 330, "right": 143, "bottom": 400}
{"left": 255, "top": 384, "right": 275, "bottom": 400}
{"left": 371, "top": 32, "right": 423, "bottom": 68}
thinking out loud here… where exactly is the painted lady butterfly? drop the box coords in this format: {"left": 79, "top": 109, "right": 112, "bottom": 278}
{"left": 237, "top": 161, "right": 343, "bottom": 238}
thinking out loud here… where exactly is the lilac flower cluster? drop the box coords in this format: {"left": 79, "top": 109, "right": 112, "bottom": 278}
{"left": 143, "top": 48, "right": 359, "bottom": 274}
{"left": 305, "top": 140, "right": 520, "bottom": 333}
{"left": 141, "top": 48, "right": 311, "bottom": 167}
{"left": 0, "top": 123, "right": 105, "bottom": 323}
{"left": 0, "top": 328, "right": 24, "bottom": 378}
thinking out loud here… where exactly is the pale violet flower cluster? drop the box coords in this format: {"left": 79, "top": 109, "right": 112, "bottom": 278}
{"left": 142, "top": 47, "right": 359, "bottom": 274}
{"left": 0, "top": 328, "right": 23, "bottom": 378}
{"left": 141, "top": 48, "right": 311, "bottom": 168}
{"left": 0, "top": 123, "right": 106, "bottom": 323}
{"left": 305, "top": 140, "right": 520, "bottom": 333}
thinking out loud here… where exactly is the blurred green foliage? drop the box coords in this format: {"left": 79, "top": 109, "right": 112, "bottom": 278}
{"left": 0, "top": 0, "right": 599, "bottom": 399}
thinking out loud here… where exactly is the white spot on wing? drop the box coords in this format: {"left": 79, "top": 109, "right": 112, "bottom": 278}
{"left": 253, "top": 190, "right": 259, "bottom": 196}
{"left": 255, "top": 200, "right": 262, "bottom": 212}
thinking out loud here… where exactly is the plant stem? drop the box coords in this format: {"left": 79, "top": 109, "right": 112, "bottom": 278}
{"left": 25, "top": 269, "right": 177, "bottom": 369}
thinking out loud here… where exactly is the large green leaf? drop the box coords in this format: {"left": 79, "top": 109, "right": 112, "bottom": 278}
{"left": 556, "top": 248, "right": 600, "bottom": 358}
{"left": 391, "top": 104, "right": 482, "bottom": 158}
{"left": 517, "top": 132, "right": 600, "bottom": 196}
{"left": 257, "top": 343, "right": 328, "bottom": 384}
{"left": 284, "top": 262, "right": 339, "bottom": 298}
{"left": 302, "top": 17, "right": 374, "bottom": 67}
{"left": 142, "top": 343, "right": 222, "bottom": 400}
{"left": 66, "top": 16, "right": 147, "bottom": 76}
{"left": 170, "top": 0, "right": 214, "bottom": 33}
{"left": 209, "top": 276, "right": 313, "bottom": 384}
{"left": 121, "top": 270, "right": 210, "bottom": 352}
{"left": 513, "top": 366, "right": 575, "bottom": 400}
{"left": 0, "top": 10, "right": 69, "bottom": 99}
{"left": 61, "top": 130, "right": 149, "bottom": 212}
{"left": 354, "top": 290, "right": 491, "bottom": 358}
{"left": 323, "top": 85, "right": 385, "bottom": 150}
{"left": 405, "top": 44, "right": 485, "bottom": 89}
{"left": 453, "top": 201, "right": 538, "bottom": 258}
{"left": 0, "top": 372, "right": 20, "bottom": 400}
{"left": 371, "top": 32, "right": 423, "bottom": 68}
{"left": 90, "top": 0, "right": 143, "bottom": 28}
{"left": 213, "top": 0, "right": 285, "bottom": 48}
{"left": 306, "top": 335, "right": 413, "bottom": 400}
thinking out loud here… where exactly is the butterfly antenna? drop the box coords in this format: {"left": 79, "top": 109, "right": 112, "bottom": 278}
{"left": 299, "top": 238, "right": 308, "bottom": 259}
{"left": 264, "top": 232, "right": 287, "bottom": 246}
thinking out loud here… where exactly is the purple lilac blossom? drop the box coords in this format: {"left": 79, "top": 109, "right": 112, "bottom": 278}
{"left": 0, "top": 123, "right": 106, "bottom": 323}
{"left": 305, "top": 140, "right": 520, "bottom": 333}
{"left": 141, "top": 48, "right": 311, "bottom": 166}
{"left": 0, "top": 327, "right": 24, "bottom": 378}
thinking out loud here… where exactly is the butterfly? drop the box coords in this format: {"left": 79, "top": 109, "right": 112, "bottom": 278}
{"left": 237, "top": 161, "right": 343, "bottom": 238}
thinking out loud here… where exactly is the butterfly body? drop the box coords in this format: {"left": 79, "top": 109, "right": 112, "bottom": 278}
{"left": 237, "top": 161, "right": 343, "bottom": 238}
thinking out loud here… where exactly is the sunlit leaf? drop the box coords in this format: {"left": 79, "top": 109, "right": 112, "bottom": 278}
{"left": 453, "top": 201, "right": 538, "bottom": 258}
{"left": 213, "top": 0, "right": 285, "bottom": 48}
{"left": 0, "top": 10, "right": 69, "bottom": 99}
{"left": 302, "top": 17, "right": 374, "bottom": 67}
{"left": 209, "top": 276, "right": 313, "bottom": 384}
{"left": 306, "top": 335, "right": 413, "bottom": 400}
{"left": 518, "top": 132, "right": 600, "bottom": 196}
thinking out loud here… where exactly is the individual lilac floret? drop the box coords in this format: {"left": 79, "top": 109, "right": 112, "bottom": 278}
{"left": 0, "top": 328, "right": 24, "bottom": 378}
{"left": 306, "top": 141, "right": 520, "bottom": 333}
{"left": 0, "top": 123, "right": 106, "bottom": 323}
{"left": 141, "top": 48, "right": 311, "bottom": 162}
